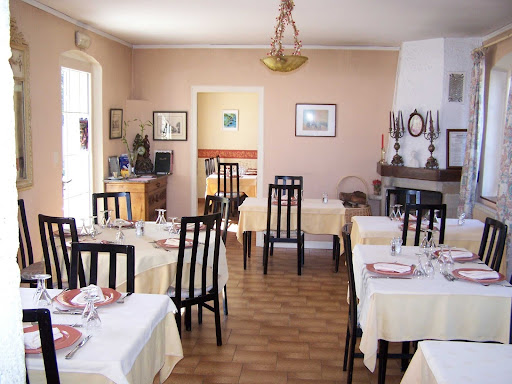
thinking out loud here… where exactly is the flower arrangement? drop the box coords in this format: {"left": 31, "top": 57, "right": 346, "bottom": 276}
{"left": 372, "top": 179, "right": 382, "bottom": 195}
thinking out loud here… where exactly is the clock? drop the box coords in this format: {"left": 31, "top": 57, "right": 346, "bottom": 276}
{"left": 137, "top": 146, "right": 146, "bottom": 156}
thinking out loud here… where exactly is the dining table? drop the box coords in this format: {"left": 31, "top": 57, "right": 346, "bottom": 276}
{"left": 48, "top": 221, "right": 229, "bottom": 295}
{"left": 351, "top": 216, "right": 485, "bottom": 253}
{"left": 352, "top": 244, "right": 512, "bottom": 383}
{"left": 21, "top": 287, "right": 183, "bottom": 384}
{"left": 205, "top": 173, "right": 258, "bottom": 197}
{"left": 400, "top": 340, "right": 512, "bottom": 383}
{"left": 237, "top": 197, "right": 346, "bottom": 269}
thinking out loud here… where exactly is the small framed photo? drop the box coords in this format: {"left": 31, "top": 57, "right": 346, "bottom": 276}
{"left": 295, "top": 104, "right": 336, "bottom": 137}
{"left": 153, "top": 111, "right": 187, "bottom": 141}
{"left": 109, "top": 108, "right": 123, "bottom": 139}
{"left": 447, "top": 129, "right": 467, "bottom": 168}
{"left": 223, "top": 110, "right": 238, "bottom": 131}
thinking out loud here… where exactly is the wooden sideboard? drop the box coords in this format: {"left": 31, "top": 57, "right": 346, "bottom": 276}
{"left": 104, "top": 175, "right": 168, "bottom": 221}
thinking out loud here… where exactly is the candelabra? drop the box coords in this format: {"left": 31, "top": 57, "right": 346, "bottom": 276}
{"left": 424, "top": 110, "right": 440, "bottom": 169}
{"left": 389, "top": 111, "right": 405, "bottom": 166}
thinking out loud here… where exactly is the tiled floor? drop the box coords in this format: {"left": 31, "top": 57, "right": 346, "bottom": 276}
{"left": 164, "top": 218, "right": 406, "bottom": 384}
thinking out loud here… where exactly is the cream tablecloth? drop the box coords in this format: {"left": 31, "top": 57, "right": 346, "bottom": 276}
{"left": 236, "top": 197, "right": 346, "bottom": 244}
{"left": 352, "top": 244, "right": 512, "bottom": 372}
{"left": 401, "top": 340, "right": 512, "bottom": 384}
{"left": 21, "top": 288, "right": 183, "bottom": 384}
{"left": 206, "top": 174, "right": 257, "bottom": 197}
{"left": 351, "top": 216, "right": 484, "bottom": 254}
{"left": 50, "top": 222, "right": 228, "bottom": 294}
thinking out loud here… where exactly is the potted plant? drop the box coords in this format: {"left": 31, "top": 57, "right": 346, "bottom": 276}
{"left": 372, "top": 179, "right": 382, "bottom": 195}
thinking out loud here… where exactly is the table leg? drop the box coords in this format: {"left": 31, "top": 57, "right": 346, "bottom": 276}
{"left": 243, "top": 231, "right": 248, "bottom": 269}
{"left": 333, "top": 235, "right": 340, "bottom": 272}
{"left": 378, "top": 339, "right": 388, "bottom": 384}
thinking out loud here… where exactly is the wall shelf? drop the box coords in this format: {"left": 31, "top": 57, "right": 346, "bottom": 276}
{"left": 377, "top": 163, "right": 461, "bottom": 182}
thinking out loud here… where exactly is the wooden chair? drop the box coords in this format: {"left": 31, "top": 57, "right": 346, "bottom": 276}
{"left": 478, "top": 217, "right": 508, "bottom": 272}
{"left": 216, "top": 162, "right": 246, "bottom": 217}
{"left": 18, "top": 199, "right": 43, "bottom": 285}
{"left": 385, "top": 189, "right": 420, "bottom": 217}
{"left": 274, "top": 175, "right": 303, "bottom": 188}
{"left": 23, "top": 308, "right": 60, "bottom": 384}
{"left": 204, "top": 194, "right": 230, "bottom": 315}
{"left": 204, "top": 157, "right": 215, "bottom": 177}
{"left": 92, "top": 192, "right": 132, "bottom": 224}
{"left": 402, "top": 204, "right": 446, "bottom": 246}
{"left": 69, "top": 242, "right": 135, "bottom": 293}
{"left": 38, "top": 214, "right": 86, "bottom": 289}
{"left": 263, "top": 184, "right": 305, "bottom": 275}
{"left": 167, "top": 213, "right": 223, "bottom": 346}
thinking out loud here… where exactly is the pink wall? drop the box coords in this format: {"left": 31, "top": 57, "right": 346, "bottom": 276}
{"left": 133, "top": 48, "right": 399, "bottom": 217}
{"left": 11, "top": 0, "right": 132, "bottom": 257}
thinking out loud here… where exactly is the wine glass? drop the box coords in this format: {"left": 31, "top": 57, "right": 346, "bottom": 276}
{"left": 106, "top": 210, "right": 114, "bottom": 228}
{"left": 79, "top": 218, "right": 89, "bottom": 236}
{"left": 88, "top": 216, "right": 99, "bottom": 239}
{"left": 155, "top": 209, "right": 167, "bottom": 226}
{"left": 394, "top": 204, "right": 402, "bottom": 221}
{"left": 81, "top": 287, "right": 102, "bottom": 334}
{"left": 99, "top": 210, "right": 110, "bottom": 228}
{"left": 114, "top": 219, "right": 125, "bottom": 244}
{"left": 413, "top": 253, "right": 426, "bottom": 279}
{"left": 438, "top": 245, "right": 454, "bottom": 275}
{"left": 168, "top": 217, "right": 180, "bottom": 237}
{"left": 33, "top": 274, "right": 52, "bottom": 308}
{"left": 423, "top": 257, "right": 435, "bottom": 279}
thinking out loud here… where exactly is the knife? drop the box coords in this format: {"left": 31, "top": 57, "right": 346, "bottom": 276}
{"left": 65, "top": 335, "right": 92, "bottom": 359}
{"left": 53, "top": 309, "right": 83, "bottom": 315}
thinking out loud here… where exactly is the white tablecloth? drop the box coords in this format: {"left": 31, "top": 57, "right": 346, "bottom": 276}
{"left": 352, "top": 245, "right": 512, "bottom": 372}
{"left": 51, "top": 222, "right": 228, "bottom": 294}
{"left": 21, "top": 288, "right": 183, "bottom": 384}
{"left": 351, "top": 216, "right": 484, "bottom": 254}
{"left": 401, "top": 341, "right": 512, "bottom": 384}
{"left": 236, "top": 197, "right": 346, "bottom": 243}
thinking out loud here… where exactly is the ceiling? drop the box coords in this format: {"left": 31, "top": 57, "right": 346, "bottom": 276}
{"left": 29, "top": 0, "right": 512, "bottom": 48}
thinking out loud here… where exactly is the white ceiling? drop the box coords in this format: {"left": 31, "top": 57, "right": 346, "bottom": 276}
{"left": 28, "top": 0, "right": 512, "bottom": 48}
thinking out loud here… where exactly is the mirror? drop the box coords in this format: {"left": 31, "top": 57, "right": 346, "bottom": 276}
{"left": 10, "top": 18, "right": 32, "bottom": 190}
{"left": 408, "top": 109, "right": 424, "bottom": 137}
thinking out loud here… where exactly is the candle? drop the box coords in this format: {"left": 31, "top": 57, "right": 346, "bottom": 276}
{"left": 381, "top": 134, "right": 384, "bottom": 149}
{"left": 437, "top": 111, "right": 440, "bottom": 133}
{"left": 389, "top": 112, "right": 392, "bottom": 130}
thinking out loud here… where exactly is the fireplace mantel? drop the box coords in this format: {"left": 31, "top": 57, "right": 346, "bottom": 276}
{"left": 377, "top": 163, "right": 462, "bottom": 182}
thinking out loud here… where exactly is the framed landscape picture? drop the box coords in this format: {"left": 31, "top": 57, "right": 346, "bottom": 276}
{"left": 223, "top": 109, "right": 238, "bottom": 131}
{"left": 295, "top": 104, "right": 336, "bottom": 137}
{"left": 153, "top": 111, "right": 187, "bottom": 141}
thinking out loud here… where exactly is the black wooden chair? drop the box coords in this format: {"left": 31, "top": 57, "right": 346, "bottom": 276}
{"left": 23, "top": 308, "right": 60, "bottom": 384}
{"left": 478, "top": 217, "right": 508, "bottom": 272}
{"left": 167, "top": 213, "right": 223, "bottom": 346}
{"left": 69, "top": 242, "right": 135, "bottom": 293}
{"left": 274, "top": 175, "right": 303, "bottom": 189}
{"left": 204, "top": 194, "right": 230, "bottom": 315}
{"left": 216, "top": 162, "right": 246, "bottom": 217}
{"left": 38, "top": 214, "right": 86, "bottom": 289}
{"left": 402, "top": 204, "right": 447, "bottom": 246}
{"left": 385, "top": 189, "right": 420, "bottom": 217}
{"left": 92, "top": 192, "right": 132, "bottom": 224}
{"left": 18, "top": 199, "right": 43, "bottom": 285}
{"left": 204, "top": 157, "right": 215, "bottom": 177}
{"left": 263, "top": 183, "right": 305, "bottom": 275}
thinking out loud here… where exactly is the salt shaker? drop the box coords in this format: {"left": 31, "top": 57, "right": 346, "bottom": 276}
{"left": 135, "top": 220, "right": 145, "bottom": 236}
{"left": 322, "top": 192, "right": 328, "bottom": 204}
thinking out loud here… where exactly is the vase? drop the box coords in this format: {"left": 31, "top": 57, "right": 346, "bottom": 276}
{"left": 373, "top": 185, "right": 381, "bottom": 195}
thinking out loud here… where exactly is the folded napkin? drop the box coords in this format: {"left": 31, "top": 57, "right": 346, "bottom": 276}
{"left": 449, "top": 250, "right": 474, "bottom": 259}
{"left": 459, "top": 270, "right": 499, "bottom": 280}
{"left": 24, "top": 328, "right": 63, "bottom": 350}
{"left": 373, "top": 263, "right": 411, "bottom": 273}
{"left": 164, "top": 238, "right": 181, "bottom": 247}
{"left": 71, "top": 284, "right": 105, "bottom": 305}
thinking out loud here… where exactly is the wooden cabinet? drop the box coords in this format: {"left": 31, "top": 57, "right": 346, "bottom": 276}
{"left": 104, "top": 175, "right": 168, "bottom": 221}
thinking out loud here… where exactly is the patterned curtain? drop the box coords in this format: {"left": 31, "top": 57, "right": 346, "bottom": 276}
{"left": 496, "top": 74, "right": 512, "bottom": 279}
{"left": 457, "top": 49, "right": 487, "bottom": 218}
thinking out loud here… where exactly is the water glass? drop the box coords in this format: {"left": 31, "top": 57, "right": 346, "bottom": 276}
{"left": 390, "top": 237, "right": 402, "bottom": 256}
{"left": 33, "top": 274, "right": 52, "bottom": 308}
{"left": 99, "top": 210, "right": 110, "bottom": 228}
{"left": 413, "top": 253, "right": 426, "bottom": 279}
{"left": 438, "top": 245, "right": 454, "bottom": 275}
{"left": 458, "top": 212, "right": 466, "bottom": 226}
{"left": 81, "top": 287, "right": 102, "bottom": 334}
{"left": 135, "top": 220, "right": 145, "bottom": 236}
{"left": 322, "top": 192, "right": 328, "bottom": 204}
{"left": 114, "top": 219, "right": 125, "bottom": 244}
{"left": 423, "top": 258, "right": 435, "bottom": 279}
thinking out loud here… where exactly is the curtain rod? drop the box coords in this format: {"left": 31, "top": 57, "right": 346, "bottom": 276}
{"left": 475, "top": 31, "right": 512, "bottom": 52}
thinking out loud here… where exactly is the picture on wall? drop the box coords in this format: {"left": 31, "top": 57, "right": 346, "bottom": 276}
{"left": 223, "top": 109, "right": 238, "bottom": 131}
{"left": 153, "top": 111, "right": 188, "bottom": 141}
{"left": 295, "top": 104, "right": 336, "bottom": 137}
{"left": 109, "top": 108, "right": 123, "bottom": 139}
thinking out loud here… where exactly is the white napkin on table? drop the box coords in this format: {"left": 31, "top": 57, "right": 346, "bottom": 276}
{"left": 459, "top": 270, "right": 499, "bottom": 280}
{"left": 449, "top": 249, "right": 474, "bottom": 259}
{"left": 71, "top": 284, "right": 105, "bottom": 305}
{"left": 164, "top": 238, "right": 181, "bottom": 247}
{"left": 373, "top": 263, "right": 411, "bottom": 273}
{"left": 24, "top": 328, "right": 63, "bottom": 350}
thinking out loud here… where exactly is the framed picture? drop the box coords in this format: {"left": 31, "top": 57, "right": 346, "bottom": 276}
{"left": 109, "top": 109, "right": 123, "bottom": 139}
{"left": 295, "top": 104, "right": 336, "bottom": 137}
{"left": 153, "top": 111, "right": 187, "bottom": 141}
{"left": 446, "top": 129, "right": 467, "bottom": 168}
{"left": 223, "top": 109, "right": 238, "bottom": 131}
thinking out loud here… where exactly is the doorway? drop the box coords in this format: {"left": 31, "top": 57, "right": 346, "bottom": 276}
{"left": 61, "top": 66, "right": 92, "bottom": 219}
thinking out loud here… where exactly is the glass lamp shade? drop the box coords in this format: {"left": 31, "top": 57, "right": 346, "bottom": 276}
{"left": 261, "top": 55, "right": 308, "bottom": 72}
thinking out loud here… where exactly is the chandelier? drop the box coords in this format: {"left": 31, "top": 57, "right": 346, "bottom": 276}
{"left": 261, "top": 0, "right": 308, "bottom": 72}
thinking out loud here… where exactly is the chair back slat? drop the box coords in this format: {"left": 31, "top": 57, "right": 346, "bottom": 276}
{"left": 204, "top": 195, "right": 230, "bottom": 244}
{"left": 342, "top": 223, "right": 357, "bottom": 327}
{"left": 18, "top": 199, "right": 34, "bottom": 268}
{"left": 92, "top": 192, "right": 132, "bottom": 224}
{"left": 70, "top": 242, "right": 135, "bottom": 293}
{"left": 478, "top": 217, "right": 508, "bottom": 272}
